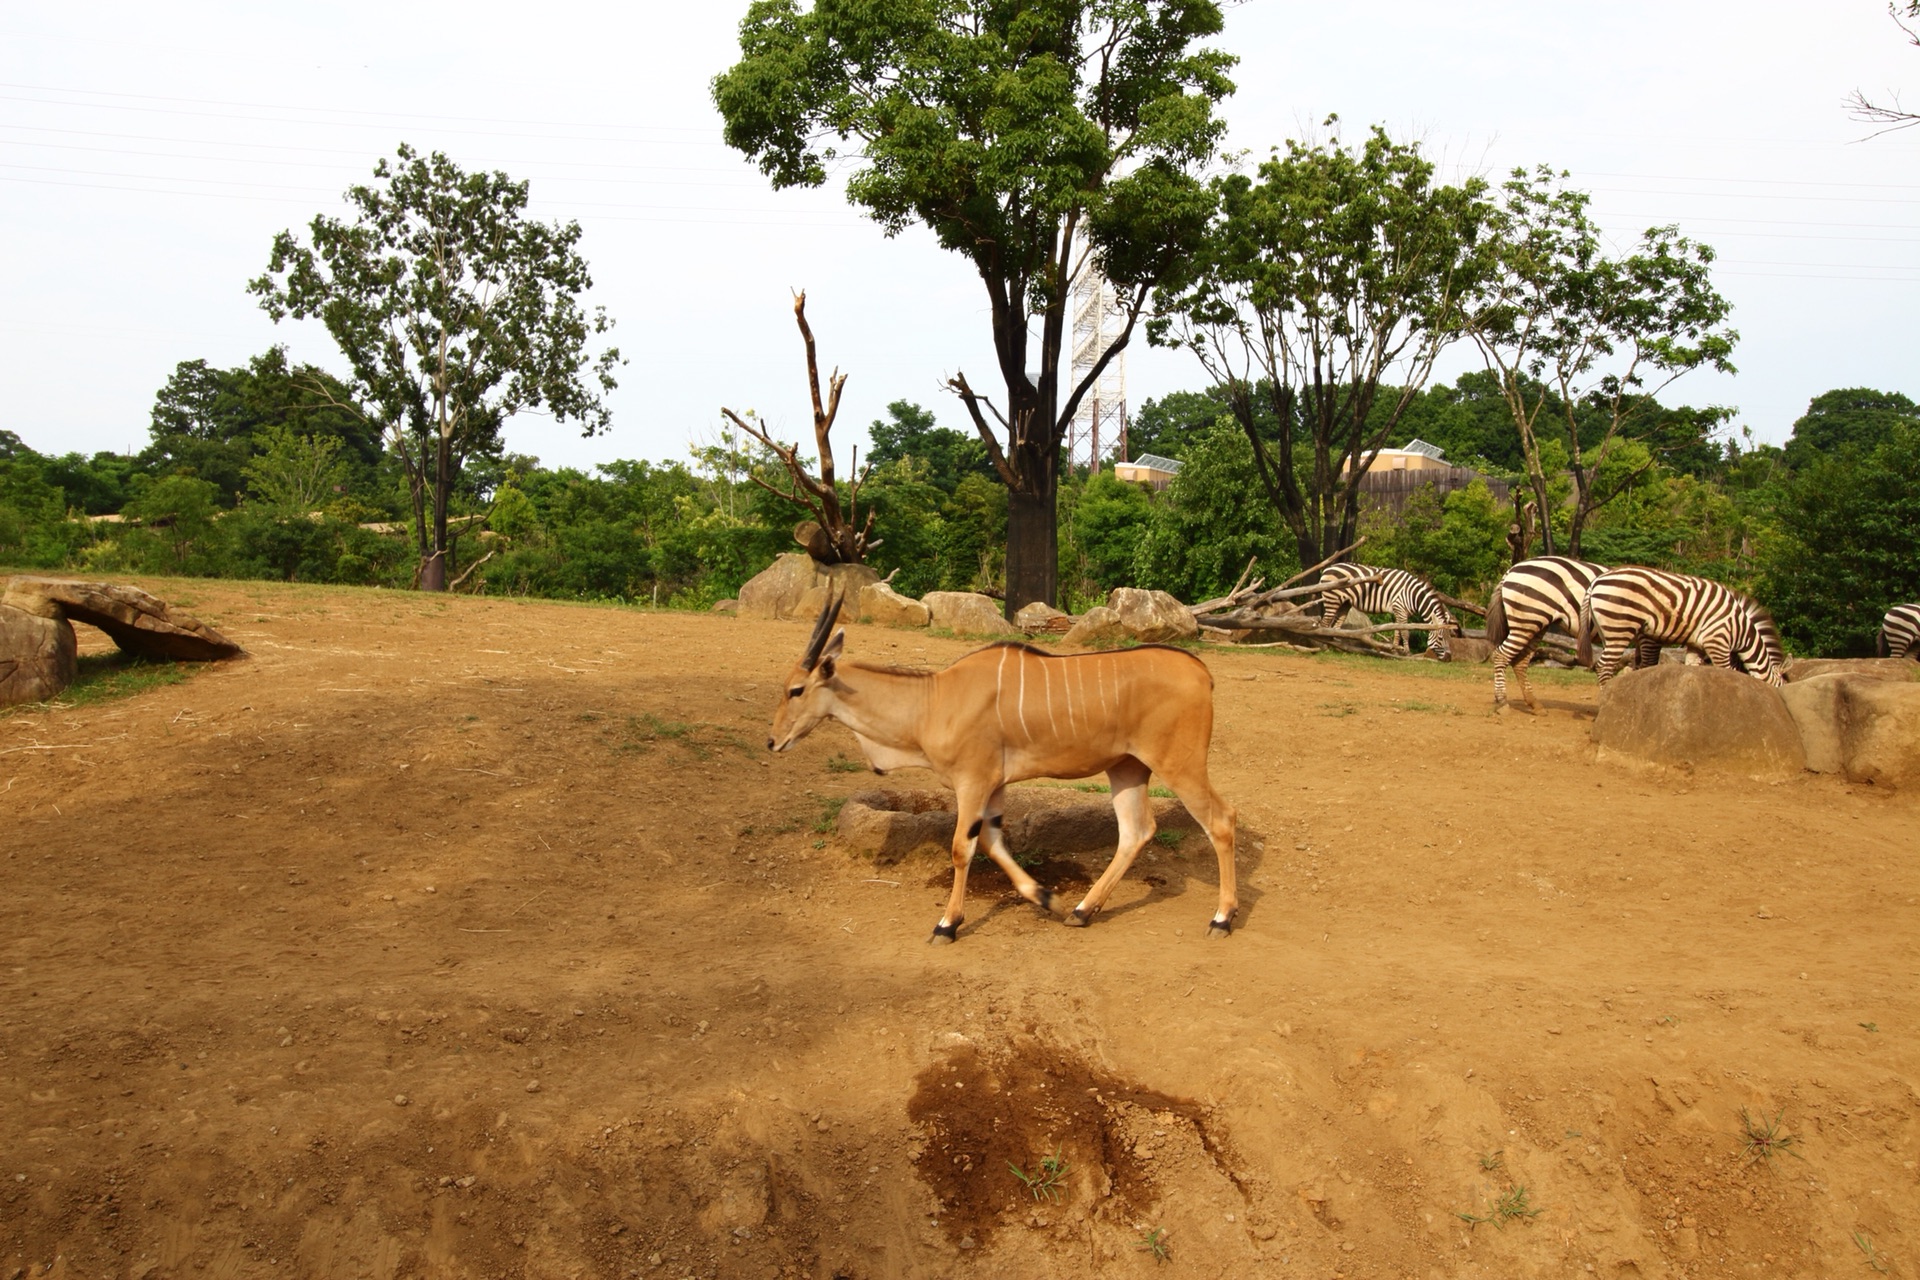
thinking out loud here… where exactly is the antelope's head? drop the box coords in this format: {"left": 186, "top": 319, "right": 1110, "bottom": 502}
{"left": 767, "top": 590, "right": 846, "bottom": 752}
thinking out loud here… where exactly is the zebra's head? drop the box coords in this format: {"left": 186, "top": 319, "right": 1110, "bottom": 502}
{"left": 1731, "top": 604, "right": 1786, "bottom": 687}
{"left": 1425, "top": 604, "right": 1461, "bottom": 661}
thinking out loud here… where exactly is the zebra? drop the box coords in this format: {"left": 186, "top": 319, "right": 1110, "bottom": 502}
{"left": 1485, "top": 556, "right": 1607, "bottom": 713}
{"left": 1577, "top": 566, "right": 1785, "bottom": 687}
{"left": 1317, "top": 562, "right": 1459, "bottom": 659}
{"left": 1881, "top": 603, "right": 1920, "bottom": 659}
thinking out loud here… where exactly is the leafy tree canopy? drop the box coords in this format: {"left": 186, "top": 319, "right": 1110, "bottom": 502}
{"left": 864, "top": 400, "right": 992, "bottom": 494}
{"left": 1783, "top": 387, "right": 1920, "bottom": 468}
{"left": 252, "top": 143, "right": 620, "bottom": 589}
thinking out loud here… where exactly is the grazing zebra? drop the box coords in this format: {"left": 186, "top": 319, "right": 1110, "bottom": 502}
{"left": 1318, "top": 563, "right": 1459, "bottom": 659}
{"left": 1578, "top": 567, "right": 1785, "bottom": 687}
{"left": 1880, "top": 604, "right": 1920, "bottom": 659}
{"left": 1485, "top": 556, "right": 1608, "bottom": 713}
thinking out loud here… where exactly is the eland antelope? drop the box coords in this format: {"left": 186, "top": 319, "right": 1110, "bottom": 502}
{"left": 767, "top": 593, "right": 1239, "bottom": 944}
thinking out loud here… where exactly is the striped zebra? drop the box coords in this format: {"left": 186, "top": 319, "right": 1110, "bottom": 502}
{"left": 1881, "top": 603, "right": 1920, "bottom": 659}
{"left": 1485, "top": 556, "right": 1607, "bottom": 713}
{"left": 1578, "top": 567, "right": 1785, "bottom": 687}
{"left": 1317, "top": 563, "right": 1459, "bottom": 659}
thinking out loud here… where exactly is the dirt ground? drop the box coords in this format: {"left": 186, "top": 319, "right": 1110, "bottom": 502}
{"left": 2, "top": 577, "right": 1916, "bottom": 1280}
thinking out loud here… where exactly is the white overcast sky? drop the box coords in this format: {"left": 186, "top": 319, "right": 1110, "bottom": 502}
{"left": 3, "top": 1, "right": 1917, "bottom": 470}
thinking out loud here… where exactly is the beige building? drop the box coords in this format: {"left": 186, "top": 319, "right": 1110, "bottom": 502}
{"left": 1341, "top": 438, "right": 1450, "bottom": 475}
{"left": 1113, "top": 453, "right": 1184, "bottom": 490}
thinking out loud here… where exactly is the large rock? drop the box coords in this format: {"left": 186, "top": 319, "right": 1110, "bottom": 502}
{"left": 1107, "top": 587, "right": 1199, "bottom": 643}
{"left": 2, "top": 577, "right": 242, "bottom": 662}
{"left": 736, "top": 554, "right": 878, "bottom": 621}
{"left": 1838, "top": 680, "right": 1920, "bottom": 787}
{"left": 1591, "top": 664, "right": 1805, "bottom": 780}
{"left": 1014, "top": 601, "right": 1069, "bottom": 633}
{"left": 1779, "top": 675, "right": 1850, "bottom": 774}
{"left": 1784, "top": 657, "right": 1920, "bottom": 684}
{"left": 1439, "top": 636, "right": 1495, "bottom": 664}
{"left": 1062, "top": 606, "right": 1129, "bottom": 648}
{"left": 923, "top": 592, "right": 1019, "bottom": 637}
{"left": 0, "top": 604, "right": 78, "bottom": 707}
{"left": 857, "top": 581, "right": 931, "bottom": 628}
{"left": 838, "top": 789, "right": 959, "bottom": 864}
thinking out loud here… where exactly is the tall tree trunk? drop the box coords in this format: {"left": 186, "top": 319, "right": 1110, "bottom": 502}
{"left": 1005, "top": 481, "right": 1057, "bottom": 614}
{"left": 422, "top": 431, "right": 452, "bottom": 592}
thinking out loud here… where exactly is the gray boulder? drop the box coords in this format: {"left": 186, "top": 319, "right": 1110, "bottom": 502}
{"left": 1107, "top": 587, "right": 1198, "bottom": 643}
{"left": 857, "top": 581, "right": 931, "bottom": 628}
{"left": 0, "top": 604, "right": 77, "bottom": 707}
{"left": 1842, "top": 680, "right": 1920, "bottom": 787}
{"left": 923, "top": 591, "right": 1019, "bottom": 637}
{"left": 1062, "top": 606, "right": 1129, "bottom": 648}
{"left": 1591, "top": 664, "right": 1805, "bottom": 780}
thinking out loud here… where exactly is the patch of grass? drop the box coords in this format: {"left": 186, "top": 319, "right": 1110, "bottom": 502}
{"left": 1738, "top": 1108, "right": 1803, "bottom": 1167}
{"left": 1854, "top": 1230, "right": 1891, "bottom": 1274}
{"left": 813, "top": 797, "right": 846, "bottom": 835}
{"left": 1457, "top": 1183, "right": 1543, "bottom": 1228}
{"left": 1318, "top": 701, "right": 1361, "bottom": 718}
{"left": 608, "top": 712, "right": 750, "bottom": 761}
{"left": 2, "top": 653, "right": 191, "bottom": 718}
{"left": 1478, "top": 1149, "right": 1505, "bottom": 1173}
{"left": 1393, "top": 698, "right": 1458, "bottom": 715}
{"left": 1009, "top": 1147, "right": 1069, "bottom": 1203}
{"left": 1137, "top": 1225, "right": 1171, "bottom": 1262}
{"left": 1153, "top": 829, "right": 1185, "bottom": 849}
{"left": 1859, "top": 1021, "right": 1879, "bottom": 1033}
{"left": 825, "top": 753, "right": 866, "bottom": 773}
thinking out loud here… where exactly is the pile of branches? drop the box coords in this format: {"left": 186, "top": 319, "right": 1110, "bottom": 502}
{"left": 1186, "top": 540, "right": 1492, "bottom": 659}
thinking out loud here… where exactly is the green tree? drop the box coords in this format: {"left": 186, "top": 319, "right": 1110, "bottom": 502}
{"left": 252, "top": 144, "right": 620, "bottom": 590}
{"left": 242, "top": 426, "right": 350, "bottom": 513}
{"left": 1765, "top": 424, "right": 1920, "bottom": 656}
{"left": 1783, "top": 388, "right": 1920, "bottom": 469}
{"left": 146, "top": 347, "right": 380, "bottom": 507}
{"left": 715, "top": 0, "right": 1234, "bottom": 613}
{"left": 1061, "top": 468, "right": 1155, "bottom": 605}
{"left": 1153, "top": 125, "right": 1489, "bottom": 569}
{"left": 1467, "top": 166, "right": 1737, "bottom": 556}
{"left": 1362, "top": 479, "right": 1509, "bottom": 600}
{"left": 865, "top": 401, "right": 991, "bottom": 494}
{"left": 122, "top": 474, "right": 220, "bottom": 571}
{"left": 1133, "top": 420, "right": 1293, "bottom": 600}
{"left": 0, "top": 456, "right": 91, "bottom": 569}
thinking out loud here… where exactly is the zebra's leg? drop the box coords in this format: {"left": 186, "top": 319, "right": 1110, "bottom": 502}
{"left": 1633, "top": 637, "right": 1661, "bottom": 669}
{"left": 1593, "top": 627, "right": 1633, "bottom": 686}
{"left": 1393, "top": 601, "right": 1411, "bottom": 656}
{"left": 1512, "top": 642, "right": 1541, "bottom": 714}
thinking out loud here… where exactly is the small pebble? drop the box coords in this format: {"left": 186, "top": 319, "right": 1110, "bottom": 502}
{"left": 526, "top": 1080, "right": 541, "bottom": 1093}
{"left": 392, "top": 1095, "right": 409, "bottom": 1107}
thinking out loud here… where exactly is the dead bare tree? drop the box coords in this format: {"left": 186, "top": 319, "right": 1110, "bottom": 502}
{"left": 1848, "top": 2, "right": 1920, "bottom": 134}
{"left": 722, "top": 292, "right": 875, "bottom": 564}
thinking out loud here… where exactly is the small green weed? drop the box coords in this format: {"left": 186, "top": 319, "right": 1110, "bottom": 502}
{"left": 1738, "top": 1108, "right": 1802, "bottom": 1167}
{"left": 1153, "top": 829, "right": 1185, "bottom": 850}
{"left": 1457, "top": 1183, "right": 1542, "bottom": 1228}
{"left": 1860, "top": 1021, "right": 1879, "bottom": 1033}
{"left": 1478, "top": 1149, "right": 1505, "bottom": 1173}
{"left": 609, "top": 712, "right": 749, "bottom": 761}
{"left": 1854, "top": 1230, "right": 1891, "bottom": 1273}
{"left": 1009, "top": 1147, "right": 1069, "bottom": 1202}
{"left": 1393, "top": 698, "right": 1458, "bottom": 714}
{"left": 1137, "top": 1225, "right": 1171, "bottom": 1262}
{"left": 813, "top": 797, "right": 846, "bottom": 834}
{"left": 1148, "top": 785, "right": 1176, "bottom": 799}
{"left": 825, "top": 753, "right": 866, "bottom": 773}
{"left": 1318, "top": 701, "right": 1361, "bottom": 718}
{"left": 2, "top": 653, "right": 190, "bottom": 718}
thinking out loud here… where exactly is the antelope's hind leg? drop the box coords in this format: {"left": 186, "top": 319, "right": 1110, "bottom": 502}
{"left": 976, "top": 786, "right": 1064, "bottom": 917}
{"left": 1160, "top": 762, "right": 1238, "bottom": 938}
{"left": 1065, "top": 759, "right": 1156, "bottom": 929}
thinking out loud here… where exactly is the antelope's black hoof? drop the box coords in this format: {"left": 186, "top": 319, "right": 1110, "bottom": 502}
{"left": 1065, "top": 905, "right": 1097, "bottom": 929}
{"left": 1206, "top": 914, "right": 1235, "bottom": 939}
{"left": 929, "top": 920, "right": 960, "bottom": 945}
{"left": 1032, "top": 890, "right": 1062, "bottom": 916}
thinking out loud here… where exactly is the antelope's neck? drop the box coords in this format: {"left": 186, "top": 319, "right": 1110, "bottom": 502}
{"left": 829, "top": 666, "right": 930, "bottom": 752}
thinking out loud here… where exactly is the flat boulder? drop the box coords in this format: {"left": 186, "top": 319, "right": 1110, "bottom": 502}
{"left": 837, "top": 789, "right": 958, "bottom": 864}
{"left": 1439, "top": 636, "right": 1495, "bottom": 664}
{"left": 0, "top": 603, "right": 78, "bottom": 707}
{"left": 1014, "top": 601, "right": 1070, "bottom": 633}
{"left": 923, "top": 591, "right": 1019, "bottom": 637}
{"left": 1784, "top": 657, "right": 1920, "bottom": 684}
{"left": 857, "top": 581, "right": 931, "bottom": 628}
{"left": 1062, "top": 606, "right": 1129, "bottom": 648}
{"left": 1591, "top": 664, "right": 1805, "bottom": 780}
{"left": 2, "top": 577, "right": 242, "bottom": 662}
{"left": 1107, "top": 587, "right": 1198, "bottom": 643}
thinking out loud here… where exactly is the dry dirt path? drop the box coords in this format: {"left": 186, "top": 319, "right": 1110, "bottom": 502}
{"left": 1, "top": 578, "right": 1915, "bottom": 1280}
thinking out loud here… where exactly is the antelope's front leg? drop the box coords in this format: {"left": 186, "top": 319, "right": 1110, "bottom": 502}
{"left": 930, "top": 786, "right": 991, "bottom": 945}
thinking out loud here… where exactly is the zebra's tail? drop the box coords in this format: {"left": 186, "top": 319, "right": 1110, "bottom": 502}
{"left": 1575, "top": 596, "right": 1594, "bottom": 669}
{"left": 1485, "top": 590, "right": 1508, "bottom": 646}
{"left": 1878, "top": 627, "right": 1891, "bottom": 659}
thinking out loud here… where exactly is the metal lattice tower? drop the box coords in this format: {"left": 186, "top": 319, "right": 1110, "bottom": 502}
{"left": 1067, "top": 268, "right": 1127, "bottom": 471}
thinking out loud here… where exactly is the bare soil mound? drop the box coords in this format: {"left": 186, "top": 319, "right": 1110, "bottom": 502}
{"left": 2, "top": 577, "right": 1914, "bottom": 1279}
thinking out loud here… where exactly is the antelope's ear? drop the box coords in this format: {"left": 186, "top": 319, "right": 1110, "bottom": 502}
{"left": 818, "top": 628, "right": 846, "bottom": 678}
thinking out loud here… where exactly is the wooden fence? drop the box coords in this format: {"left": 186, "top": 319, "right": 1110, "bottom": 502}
{"left": 1355, "top": 466, "right": 1510, "bottom": 516}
